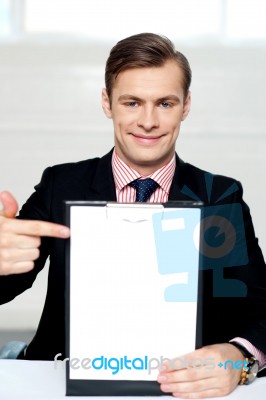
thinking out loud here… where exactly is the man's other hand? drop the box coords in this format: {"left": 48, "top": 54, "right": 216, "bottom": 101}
{"left": 157, "top": 343, "right": 244, "bottom": 398}
{"left": 0, "top": 191, "right": 70, "bottom": 275}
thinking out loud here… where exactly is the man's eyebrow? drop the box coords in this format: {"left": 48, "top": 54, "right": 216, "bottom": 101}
{"left": 158, "top": 95, "right": 181, "bottom": 103}
{"left": 118, "top": 94, "right": 181, "bottom": 102}
{"left": 118, "top": 94, "right": 143, "bottom": 102}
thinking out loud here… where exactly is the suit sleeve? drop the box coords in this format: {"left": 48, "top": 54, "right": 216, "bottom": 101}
{"left": 0, "top": 167, "right": 55, "bottom": 304}
{"left": 225, "top": 182, "right": 266, "bottom": 362}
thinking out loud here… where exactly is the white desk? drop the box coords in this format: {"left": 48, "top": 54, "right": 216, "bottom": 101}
{"left": 0, "top": 360, "right": 266, "bottom": 399}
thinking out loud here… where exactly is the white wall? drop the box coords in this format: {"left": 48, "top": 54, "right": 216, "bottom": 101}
{"left": 0, "top": 41, "right": 265, "bottom": 329}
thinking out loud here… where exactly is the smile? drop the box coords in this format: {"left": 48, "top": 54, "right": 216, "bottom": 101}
{"left": 131, "top": 134, "right": 163, "bottom": 144}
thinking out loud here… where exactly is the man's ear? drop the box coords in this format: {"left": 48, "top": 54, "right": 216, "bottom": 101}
{"left": 181, "top": 91, "right": 191, "bottom": 121}
{"left": 102, "top": 88, "right": 112, "bottom": 119}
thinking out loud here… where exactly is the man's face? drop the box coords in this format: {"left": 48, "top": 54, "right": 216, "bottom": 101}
{"left": 102, "top": 60, "right": 191, "bottom": 174}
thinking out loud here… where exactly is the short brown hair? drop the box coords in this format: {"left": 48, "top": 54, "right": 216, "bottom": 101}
{"left": 105, "top": 32, "right": 192, "bottom": 100}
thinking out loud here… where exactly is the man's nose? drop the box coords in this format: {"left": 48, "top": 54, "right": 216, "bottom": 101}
{"left": 137, "top": 106, "right": 159, "bottom": 131}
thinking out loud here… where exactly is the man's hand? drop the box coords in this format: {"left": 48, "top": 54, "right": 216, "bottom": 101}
{"left": 157, "top": 343, "right": 244, "bottom": 399}
{"left": 0, "top": 191, "right": 70, "bottom": 275}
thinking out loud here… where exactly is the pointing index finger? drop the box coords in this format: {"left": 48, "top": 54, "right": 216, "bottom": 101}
{"left": 4, "top": 218, "right": 70, "bottom": 238}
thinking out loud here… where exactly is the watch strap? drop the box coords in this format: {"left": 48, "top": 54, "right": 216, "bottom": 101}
{"left": 230, "top": 341, "right": 253, "bottom": 359}
{"left": 230, "top": 342, "right": 259, "bottom": 385}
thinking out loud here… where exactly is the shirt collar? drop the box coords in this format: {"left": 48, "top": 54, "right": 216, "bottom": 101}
{"left": 112, "top": 149, "right": 176, "bottom": 194}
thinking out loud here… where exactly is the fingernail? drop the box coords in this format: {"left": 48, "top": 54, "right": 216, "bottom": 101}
{"left": 157, "top": 375, "right": 167, "bottom": 383}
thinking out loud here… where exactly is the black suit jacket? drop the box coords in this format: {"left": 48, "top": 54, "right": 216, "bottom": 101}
{"left": 1, "top": 149, "right": 266, "bottom": 375}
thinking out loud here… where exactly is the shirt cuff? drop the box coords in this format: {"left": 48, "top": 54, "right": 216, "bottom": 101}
{"left": 230, "top": 337, "right": 266, "bottom": 371}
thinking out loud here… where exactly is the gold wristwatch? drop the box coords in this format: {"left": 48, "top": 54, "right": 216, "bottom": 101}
{"left": 230, "top": 342, "right": 259, "bottom": 385}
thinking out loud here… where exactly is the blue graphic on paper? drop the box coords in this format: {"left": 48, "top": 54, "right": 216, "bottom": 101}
{"left": 152, "top": 172, "right": 248, "bottom": 300}
{"left": 152, "top": 209, "right": 201, "bottom": 302}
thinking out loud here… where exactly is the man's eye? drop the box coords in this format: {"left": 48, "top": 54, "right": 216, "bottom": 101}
{"left": 126, "top": 101, "right": 138, "bottom": 107}
{"left": 160, "top": 102, "right": 171, "bottom": 108}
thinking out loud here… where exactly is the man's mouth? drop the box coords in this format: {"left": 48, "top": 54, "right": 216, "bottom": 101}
{"left": 131, "top": 133, "right": 163, "bottom": 144}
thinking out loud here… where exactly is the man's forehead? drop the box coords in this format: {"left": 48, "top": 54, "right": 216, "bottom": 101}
{"left": 112, "top": 62, "right": 184, "bottom": 95}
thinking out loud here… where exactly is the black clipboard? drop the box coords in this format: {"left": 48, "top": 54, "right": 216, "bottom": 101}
{"left": 65, "top": 201, "right": 203, "bottom": 396}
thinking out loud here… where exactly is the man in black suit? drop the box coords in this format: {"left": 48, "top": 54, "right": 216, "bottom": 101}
{"left": 0, "top": 33, "right": 265, "bottom": 398}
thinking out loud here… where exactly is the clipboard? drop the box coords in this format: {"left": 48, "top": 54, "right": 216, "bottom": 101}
{"left": 65, "top": 201, "right": 203, "bottom": 396}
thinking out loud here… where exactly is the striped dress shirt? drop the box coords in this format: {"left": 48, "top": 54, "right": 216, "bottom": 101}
{"left": 112, "top": 150, "right": 175, "bottom": 203}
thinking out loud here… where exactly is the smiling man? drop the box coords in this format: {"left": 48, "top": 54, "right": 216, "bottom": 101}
{"left": 0, "top": 33, "right": 266, "bottom": 398}
{"left": 102, "top": 59, "right": 190, "bottom": 175}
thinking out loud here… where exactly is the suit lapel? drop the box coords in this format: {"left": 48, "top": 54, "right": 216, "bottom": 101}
{"left": 168, "top": 154, "right": 192, "bottom": 201}
{"left": 84, "top": 149, "right": 117, "bottom": 202}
